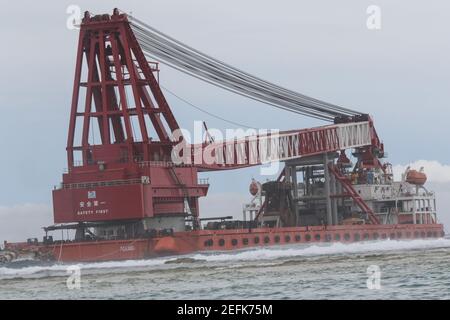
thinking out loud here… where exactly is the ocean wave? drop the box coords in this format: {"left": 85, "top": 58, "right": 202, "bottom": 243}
{"left": 0, "top": 257, "right": 170, "bottom": 279}
{"left": 1, "top": 238, "right": 449, "bottom": 279}
{"left": 189, "top": 238, "right": 450, "bottom": 262}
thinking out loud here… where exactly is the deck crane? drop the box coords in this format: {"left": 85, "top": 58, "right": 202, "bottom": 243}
{"left": 53, "top": 9, "right": 384, "bottom": 237}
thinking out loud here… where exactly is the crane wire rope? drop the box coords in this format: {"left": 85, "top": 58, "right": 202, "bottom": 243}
{"left": 127, "top": 15, "right": 361, "bottom": 122}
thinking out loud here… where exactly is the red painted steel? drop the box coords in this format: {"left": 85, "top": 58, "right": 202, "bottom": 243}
{"left": 5, "top": 223, "right": 443, "bottom": 262}
{"left": 54, "top": 183, "right": 151, "bottom": 223}
{"left": 54, "top": 11, "right": 209, "bottom": 224}
{"left": 190, "top": 121, "right": 377, "bottom": 171}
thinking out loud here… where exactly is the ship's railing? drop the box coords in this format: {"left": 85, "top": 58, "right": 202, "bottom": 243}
{"left": 137, "top": 160, "right": 192, "bottom": 168}
{"left": 398, "top": 191, "right": 435, "bottom": 197}
{"left": 56, "top": 178, "right": 143, "bottom": 190}
{"left": 198, "top": 178, "right": 210, "bottom": 185}
{"left": 398, "top": 210, "right": 436, "bottom": 215}
{"left": 56, "top": 177, "right": 209, "bottom": 189}
{"left": 62, "top": 160, "right": 193, "bottom": 173}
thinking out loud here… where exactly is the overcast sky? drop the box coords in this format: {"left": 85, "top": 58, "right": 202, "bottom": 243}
{"left": 1, "top": 0, "right": 450, "bottom": 241}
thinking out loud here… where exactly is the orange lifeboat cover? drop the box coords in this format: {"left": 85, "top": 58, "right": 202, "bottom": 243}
{"left": 406, "top": 170, "right": 427, "bottom": 185}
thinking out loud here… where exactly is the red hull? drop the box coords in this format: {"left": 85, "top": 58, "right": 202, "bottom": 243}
{"left": 24, "top": 223, "right": 445, "bottom": 263}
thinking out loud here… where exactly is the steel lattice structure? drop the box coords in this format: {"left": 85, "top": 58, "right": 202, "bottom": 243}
{"left": 54, "top": 9, "right": 383, "bottom": 225}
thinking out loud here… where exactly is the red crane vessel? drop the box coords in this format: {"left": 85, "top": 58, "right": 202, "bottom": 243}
{"left": 0, "top": 9, "right": 444, "bottom": 263}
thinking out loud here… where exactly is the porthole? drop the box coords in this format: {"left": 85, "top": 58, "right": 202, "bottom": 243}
{"left": 219, "top": 239, "right": 225, "bottom": 246}
{"left": 254, "top": 237, "right": 260, "bottom": 244}
{"left": 264, "top": 236, "right": 270, "bottom": 244}
{"left": 389, "top": 233, "right": 395, "bottom": 239}
{"left": 325, "top": 234, "right": 332, "bottom": 242}
{"left": 334, "top": 234, "right": 341, "bottom": 241}
{"left": 231, "top": 239, "right": 238, "bottom": 246}
{"left": 243, "top": 238, "right": 249, "bottom": 245}
{"left": 344, "top": 234, "right": 350, "bottom": 241}
{"left": 285, "top": 235, "right": 291, "bottom": 242}
{"left": 274, "top": 235, "right": 280, "bottom": 243}
{"left": 373, "top": 233, "right": 379, "bottom": 240}
{"left": 414, "top": 231, "right": 420, "bottom": 238}
{"left": 354, "top": 233, "right": 360, "bottom": 241}
{"left": 397, "top": 232, "right": 402, "bottom": 238}
{"left": 314, "top": 234, "right": 321, "bottom": 241}
{"left": 295, "top": 235, "right": 301, "bottom": 242}
{"left": 204, "top": 239, "right": 213, "bottom": 247}
{"left": 305, "top": 234, "right": 311, "bottom": 241}
{"left": 381, "top": 233, "right": 387, "bottom": 239}
{"left": 363, "top": 233, "right": 370, "bottom": 240}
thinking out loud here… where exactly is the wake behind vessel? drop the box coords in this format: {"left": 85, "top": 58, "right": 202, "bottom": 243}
{"left": 0, "top": 9, "right": 444, "bottom": 264}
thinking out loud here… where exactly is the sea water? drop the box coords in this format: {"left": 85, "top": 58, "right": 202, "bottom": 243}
{"left": 1, "top": 238, "right": 449, "bottom": 299}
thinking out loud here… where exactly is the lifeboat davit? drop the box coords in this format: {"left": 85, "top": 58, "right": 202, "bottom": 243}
{"left": 406, "top": 170, "right": 427, "bottom": 185}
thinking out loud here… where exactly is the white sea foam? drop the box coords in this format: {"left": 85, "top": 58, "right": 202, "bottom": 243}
{"left": 190, "top": 238, "right": 450, "bottom": 262}
{"left": 0, "top": 257, "right": 169, "bottom": 278}
{"left": 1, "top": 238, "right": 449, "bottom": 279}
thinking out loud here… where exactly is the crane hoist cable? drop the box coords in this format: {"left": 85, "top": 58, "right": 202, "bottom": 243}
{"left": 130, "top": 22, "right": 345, "bottom": 120}
{"left": 131, "top": 20, "right": 352, "bottom": 115}
{"left": 130, "top": 25, "right": 341, "bottom": 120}
{"left": 131, "top": 28, "right": 336, "bottom": 121}
{"left": 160, "top": 84, "right": 258, "bottom": 129}
{"left": 128, "top": 15, "right": 361, "bottom": 122}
